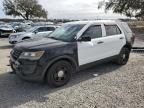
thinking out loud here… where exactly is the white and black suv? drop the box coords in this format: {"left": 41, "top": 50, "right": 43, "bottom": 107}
{"left": 10, "top": 20, "right": 135, "bottom": 87}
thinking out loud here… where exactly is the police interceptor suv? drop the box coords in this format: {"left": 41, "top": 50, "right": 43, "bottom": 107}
{"left": 10, "top": 20, "right": 135, "bottom": 87}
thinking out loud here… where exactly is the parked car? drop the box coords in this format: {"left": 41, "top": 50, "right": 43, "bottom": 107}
{"left": 22, "top": 20, "right": 33, "bottom": 25}
{"left": 10, "top": 20, "right": 135, "bottom": 87}
{"left": 15, "top": 23, "right": 32, "bottom": 32}
{"left": 34, "top": 22, "right": 54, "bottom": 26}
{"left": 9, "top": 25, "right": 57, "bottom": 44}
{"left": 10, "top": 22, "right": 22, "bottom": 32}
{"left": 0, "top": 25, "right": 16, "bottom": 37}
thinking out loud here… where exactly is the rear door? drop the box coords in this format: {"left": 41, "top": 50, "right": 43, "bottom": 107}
{"left": 102, "top": 24, "right": 126, "bottom": 57}
{"left": 45, "top": 27, "right": 56, "bottom": 36}
{"left": 36, "top": 27, "right": 49, "bottom": 37}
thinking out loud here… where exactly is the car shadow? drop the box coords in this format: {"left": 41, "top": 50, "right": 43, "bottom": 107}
{"left": 0, "top": 62, "right": 121, "bottom": 108}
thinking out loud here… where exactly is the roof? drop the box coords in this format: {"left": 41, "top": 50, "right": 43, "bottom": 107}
{"left": 65, "top": 20, "right": 123, "bottom": 25}
{"left": 33, "top": 25, "right": 57, "bottom": 28}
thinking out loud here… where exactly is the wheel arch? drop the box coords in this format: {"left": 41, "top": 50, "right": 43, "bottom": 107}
{"left": 43, "top": 55, "right": 78, "bottom": 81}
{"left": 22, "top": 37, "right": 31, "bottom": 40}
{"left": 123, "top": 43, "right": 132, "bottom": 51}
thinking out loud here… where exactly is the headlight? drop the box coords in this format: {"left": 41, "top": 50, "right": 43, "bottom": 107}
{"left": 19, "top": 51, "right": 44, "bottom": 60}
{"left": 11, "top": 34, "right": 22, "bottom": 38}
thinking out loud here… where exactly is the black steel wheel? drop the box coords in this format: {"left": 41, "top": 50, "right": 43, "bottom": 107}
{"left": 116, "top": 47, "right": 130, "bottom": 65}
{"left": 46, "top": 60, "right": 73, "bottom": 87}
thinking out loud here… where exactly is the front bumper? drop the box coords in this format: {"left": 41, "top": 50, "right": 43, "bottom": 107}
{"left": 9, "top": 37, "right": 18, "bottom": 44}
{"left": 10, "top": 56, "right": 45, "bottom": 82}
{"left": 9, "top": 41, "right": 17, "bottom": 44}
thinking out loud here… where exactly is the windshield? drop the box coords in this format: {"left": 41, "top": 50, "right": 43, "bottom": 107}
{"left": 0, "top": 25, "right": 12, "bottom": 28}
{"left": 26, "top": 26, "right": 38, "bottom": 32}
{"left": 48, "top": 24, "right": 85, "bottom": 42}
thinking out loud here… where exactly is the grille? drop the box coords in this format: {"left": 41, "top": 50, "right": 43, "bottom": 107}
{"left": 12, "top": 49, "right": 22, "bottom": 60}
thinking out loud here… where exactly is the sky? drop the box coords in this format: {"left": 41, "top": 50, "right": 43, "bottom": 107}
{"left": 0, "top": 0, "right": 127, "bottom": 19}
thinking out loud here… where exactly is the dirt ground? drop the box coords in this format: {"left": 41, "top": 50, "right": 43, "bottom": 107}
{"left": 0, "top": 38, "right": 144, "bottom": 108}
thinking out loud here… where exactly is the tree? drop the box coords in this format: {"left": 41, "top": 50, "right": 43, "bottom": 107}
{"left": 3, "top": 0, "right": 48, "bottom": 20}
{"left": 98, "top": 0, "right": 144, "bottom": 19}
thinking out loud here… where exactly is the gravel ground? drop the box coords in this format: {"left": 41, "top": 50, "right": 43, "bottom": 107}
{"left": 0, "top": 38, "right": 144, "bottom": 108}
{"left": 133, "top": 34, "right": 144, "bottom": 48}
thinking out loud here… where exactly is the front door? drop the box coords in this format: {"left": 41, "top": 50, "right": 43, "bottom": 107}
{"left": 77, "top": 25, "right": 106, "bottom": 66}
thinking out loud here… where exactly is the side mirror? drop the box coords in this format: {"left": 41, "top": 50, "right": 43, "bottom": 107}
{"left": 78, "top": 36, "right": 91, "bottom": 42}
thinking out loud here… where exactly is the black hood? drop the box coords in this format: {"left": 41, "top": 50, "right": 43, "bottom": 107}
{"left": 15, "top": 38, "right": 68, "bottom": 51}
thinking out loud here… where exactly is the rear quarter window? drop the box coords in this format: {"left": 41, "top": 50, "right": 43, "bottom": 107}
{"left": 121, "top": 22, "right": 132, "bottom": 33}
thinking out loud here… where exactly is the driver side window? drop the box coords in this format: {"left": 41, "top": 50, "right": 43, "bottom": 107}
{"left": 36, "top": 27, "right": 48, "bottom": 33}
{"left": 82, "top": 25, "right": 102, "bottom": 39}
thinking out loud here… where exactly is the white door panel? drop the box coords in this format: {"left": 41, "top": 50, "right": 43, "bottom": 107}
{"left": 78, "top": 24, "right": 106, "bottom": 66}
{"left": 36, "top": 31, "right": 52, "bottom": 37}
{"left": 36, "top": 32, "right": 45, "bottom": 37}
{"left": 100, "top": 34, "right": 126, "bottom": 57}
{"left": 78, "top": 41, "right": 96, "bottom": 66}
{"left": 77, "top": 24, "right": 126, "bottom": 66}
{"left": 78, "top": 34, "right": 126, "bottom": 66}
{"left": 78, "top": 38, "right": 106, "bottom": 66}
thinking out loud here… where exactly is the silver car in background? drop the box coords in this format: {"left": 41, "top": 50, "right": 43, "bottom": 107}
{"left": 9, "top": 25, "right": 57, "bottom": 44}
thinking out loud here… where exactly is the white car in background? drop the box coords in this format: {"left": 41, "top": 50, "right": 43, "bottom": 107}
{"left": 0, "top": 25, "right": 16, "bottom": 37}
{"left": 9, "top": 26, "right": 57, "bottom": 44}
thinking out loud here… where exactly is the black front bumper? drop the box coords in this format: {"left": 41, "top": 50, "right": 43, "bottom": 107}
{"left": 10, "top": 56, "right": 45, "bottom": 82}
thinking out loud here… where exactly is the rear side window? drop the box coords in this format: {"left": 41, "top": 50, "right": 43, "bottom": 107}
{"left": 37, "top": 27, "right": 48, "bottom": 32}
{"left": 82, "top": 25, "right": 102, "bottom": 39}
{"left": 47, "top": 27, "right": 55, "bottom": 31}
{"left": 105, "top": 25, "right": 121, "bottom": 36}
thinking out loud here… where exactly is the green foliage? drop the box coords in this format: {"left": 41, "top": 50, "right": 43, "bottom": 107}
{"left": 98, "top": 0, "right": 144, "bottom": 19}
{"left": 3, "top": 0, "right": 48, "bottom": 20}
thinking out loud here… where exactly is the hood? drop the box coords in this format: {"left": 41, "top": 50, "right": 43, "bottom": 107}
{"left": 15, "top": 38, "right": 67, "bottom": 51}
{"left": 10, "top": 32, "right": 33, "bottom": 37}
{"left": 0, "top": 27, "right": 13, "bottom": 31}
{"left": 10, "top": 32, "right": 25, "bottom": 36}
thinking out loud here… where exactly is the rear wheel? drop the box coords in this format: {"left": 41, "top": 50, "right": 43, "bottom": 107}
{"left": 46, "top": 60, "right": 73, "bottom": 87}
{"left": 0, "top": 31, "right": 2, "bottom": 38}
{"left": 116, "top": 47, "right": 130, "bottom": 65}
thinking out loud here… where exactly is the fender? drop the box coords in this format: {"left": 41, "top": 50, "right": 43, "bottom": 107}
{"left": 42, "top": 55, "right": 79, "bottom": 79}
{"left": 22, "top": 37, "right": 31, "bottom": 40}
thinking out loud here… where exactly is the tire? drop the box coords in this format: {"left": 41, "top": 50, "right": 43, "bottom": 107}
{"left": 46, "top": 60, "right": 73, "bottom": 87}
{"left": 116, "top": 47, "right": 130, "bottom": 65}
{"left": 0, "top": 31, "right": 2, "bottom": 38}
{"left": 10, "top": 63, "right": 16, "bottom": 74}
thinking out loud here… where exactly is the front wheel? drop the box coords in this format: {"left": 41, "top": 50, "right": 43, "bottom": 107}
{"left": 46, "top": 60, "right": 73, "bottom": 87}
{"left": 116, "top": 47, "right": 130, "bottom": 65}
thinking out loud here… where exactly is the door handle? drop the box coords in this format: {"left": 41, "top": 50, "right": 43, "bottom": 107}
{"left": 97, "top": 41, "right": 104, "bottom": 44}
{"left": 120, "top": 37, "right": 124, "bottom": 39}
